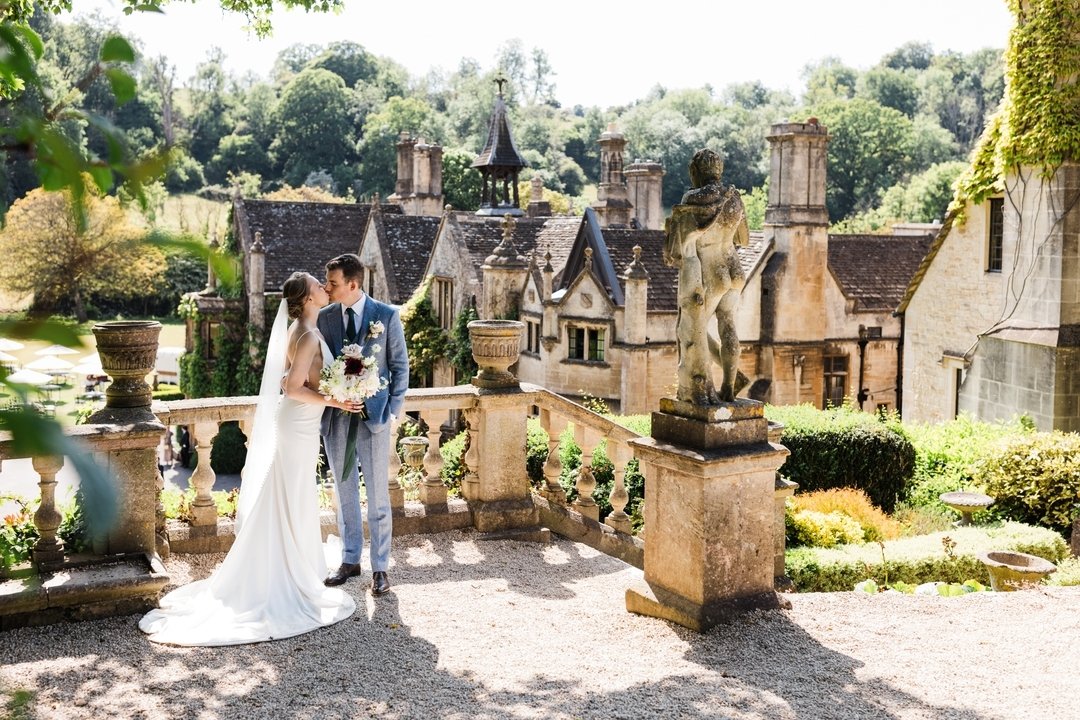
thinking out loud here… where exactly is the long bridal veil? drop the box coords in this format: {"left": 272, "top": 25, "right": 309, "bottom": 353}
{"left": 235, "top": 299, "right": 288, "bottom": 533}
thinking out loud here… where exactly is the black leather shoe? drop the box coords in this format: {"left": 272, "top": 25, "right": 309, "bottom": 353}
{"left": 325, "top": 563, "right": 363, "bottom": 587}
{"left": 371, "top": 571, "right": 390, "bottom": 596}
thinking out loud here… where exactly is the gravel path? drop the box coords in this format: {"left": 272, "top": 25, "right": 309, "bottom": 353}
{"left": 2, "top": 530, "right": 1078, "bottom": 719}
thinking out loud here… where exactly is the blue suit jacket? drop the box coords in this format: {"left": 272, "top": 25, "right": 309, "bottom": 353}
{"left": 317, "top": 296, "right": 409, "bottom": 434}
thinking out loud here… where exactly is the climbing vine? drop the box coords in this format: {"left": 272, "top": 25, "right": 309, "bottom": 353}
{"left": 400, "top": 276, "right": 450, "bottom": 387}
{"left": 448, "top": 300, "right": 479, "bottom": 383}
{"left": 951, "top": 0, "right": 1080, "bottom": 221}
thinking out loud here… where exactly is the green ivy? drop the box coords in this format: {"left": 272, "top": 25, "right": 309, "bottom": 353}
{"left": 448, "top": 301, "right": 479, "bottom": 383}
{"left": 951, "top": 1, "right": 1080, "bottom": 221}
{"left": 400, "top": 276, "right": 449, "bottom": 387}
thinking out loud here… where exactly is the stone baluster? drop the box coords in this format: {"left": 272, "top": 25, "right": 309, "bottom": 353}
{"left": 154, "top": 463, "right": 169, "bottom": 559}
{"left": 461, "top": 407, "right": 480, "bottom": 500}
{"left": 419, "top": 410, "right": 447, "bottom": 505}
{"left": 189, "top": 421, "right": 220, "bottom": 529}
{"left": 605, "top": 442, "right": 632, "bottom": 534}
{"left": 387, "top": 419, "right": 404, "bottom": 510}
{"left": 540, "top": 409, "right": 567, "bottom": 504}
{"left": 31, "top": 455, "right": 65, "bottom": 568}
{"left": 572, "top": 425, "right": 599, "bottom": 521}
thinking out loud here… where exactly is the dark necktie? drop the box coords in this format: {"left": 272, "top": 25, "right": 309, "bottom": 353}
{"left": 345, "top": 307, "right": 358, "bottom": 343}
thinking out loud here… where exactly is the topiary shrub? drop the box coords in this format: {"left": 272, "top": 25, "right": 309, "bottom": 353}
{"left": 976, "top": 431, "right": 1080, "bottom": 532}
{"left": 152, "top": 383, "right": 185, "bottom": 401}
{"left": 210, "top": 421, "right": 248, "bottom": 474}
{"left": 786, "top": 521, "right": 1068, "bottom": 592}
{"left": 766, "top": 403, "right": 914, "bottom": 512}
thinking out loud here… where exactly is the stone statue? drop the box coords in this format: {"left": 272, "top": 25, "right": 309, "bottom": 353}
{"left": 664, "top": 149, "right": 749, "bottom": 405}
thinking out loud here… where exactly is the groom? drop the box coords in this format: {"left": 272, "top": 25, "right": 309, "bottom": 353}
{"left": 319, "top": 253, "right": 409, "bottom": 595}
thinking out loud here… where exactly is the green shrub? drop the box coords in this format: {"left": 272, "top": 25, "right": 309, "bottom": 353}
{"left": 0, "top": 496, "right": 37, "bottom": 575}
{"left": 210, "top": 421, "right": 247, "bottom": 474}
{"left": 439, "top": 429, "right": 467, "bottom": 492}
{"left": 152, "top": 383, "right": 185, "bottom": 401}
{"left": 161, "top": 487, "right": 238, "bottom": 521}
{"left": 1047, "top": 556, "right": 1080, "bottom": 586}
{"left": 785, "top": 521, "right": 1068, "bottom": 592}
{"left": 902, "top": 414, "right": 1030, "bottom": 511}
{"left": 789, "top": 488, "right": 902, "bottom": 542}
{"left": 786, "top": 507, "right": 865, "bottom": 548}
{"left": 766, "top": 403, "right": 914, "bottom": 512}
{"left": 976, "top": 431, "right": 1080, "bottom": 531}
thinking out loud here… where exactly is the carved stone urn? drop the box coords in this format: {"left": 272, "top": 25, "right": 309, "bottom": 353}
{"left": 977, "top": 550, "right": 1056, "bottom": 592}
{"left": 467, "top": 320, "right": 524, "bottom": 389}
{"left": 92, "top": 320, "right": 162, "bottom": 409}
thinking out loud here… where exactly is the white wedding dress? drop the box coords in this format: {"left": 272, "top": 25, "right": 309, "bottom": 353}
{"left": 140, "top": 313, "right": 355, "bottom": 646}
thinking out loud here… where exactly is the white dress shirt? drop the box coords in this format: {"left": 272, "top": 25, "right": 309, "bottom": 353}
{"left": 341, "top": 294, "right": 366, "bottom": 340}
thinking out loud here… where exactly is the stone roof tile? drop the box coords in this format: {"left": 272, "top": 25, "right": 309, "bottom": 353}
{"left": 827, "top": 233, "right": 934, "bottom": 312}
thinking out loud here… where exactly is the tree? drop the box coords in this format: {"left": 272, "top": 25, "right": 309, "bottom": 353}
{"left": 271, "top": 67, "right": 357, "bottom": 188}
{"left": 304, "top": 40, "right": 378, "bottom": 88}
{"left": 357, "top": 95, "right": 445, "bottom": 198}
{"left": 881, "top": 41, "right": 935, "bottom": 71}
{"left": 0, "top": 184, "right": 164, "bottom": 321}
{"left": 441, "top": 147, "right": 481, "bottom": 211}
{"left": 186, "top": 47, "right": 235, "bottom": 165}
{"left": 808, "top": 98, "right": 917, "bottom": 221}
{"left": 801, "top": 57, "right": 859, "bottom": 104}
{"left": 857, "top": 66, "right": 919, "bottom": 118}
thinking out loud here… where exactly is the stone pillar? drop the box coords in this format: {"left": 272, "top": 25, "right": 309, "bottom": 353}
{"left": 480, "top": 214, "right": 529, "bottom": 320}
{"left": 466, "top": 320, "right": 549, "bottom": 542}
{"left": 188, "top": 422, "right": 219, "bottom": 530}
{"left": 206, "top": 234, "right": 219, "bottom": 294}
{"left": 592, "top": 123, "right": 633, "bottom": 227}
{"left": 527, "top": 173, "right": 552, "bottom": 217}
{"left": 768, "top": 421, "right": 797, "bottom": 589}
{"left": 625, "top": 160, "right": 665, "bottom": 230}
{"left": 85, "top": 320, "right": 168, "bottom": 557}
{"left": 248, "top": 231, "right": 266, "bottom": 334}
{"left": 626, "top": 399, "right": 789, "bottom": 632}
{"left": 31, "top": 455, "right": 65, "bottom": 568}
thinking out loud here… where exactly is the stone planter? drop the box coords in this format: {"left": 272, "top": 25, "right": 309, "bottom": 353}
{"left": 399, "top": 436, "right": 428, "bottom": 483}
{"left": 92, "top": 320, "right": 162, "bottom": 409}
{"left": 977, "top": 550, "right": 1056, "bottom": 592}
{"left": 467, "top": 320, "right": 524, "bottom": 389}
{"left": 940, "top": 491, "right": 994, "bottom": 526}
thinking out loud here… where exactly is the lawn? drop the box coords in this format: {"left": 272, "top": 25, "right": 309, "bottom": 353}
{"left": 1, "top": 319, "right": 187, "bottom": 426}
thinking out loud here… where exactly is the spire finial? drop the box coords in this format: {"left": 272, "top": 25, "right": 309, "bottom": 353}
{"left": 495, "top": 75, "right": 506, "bottom": 96}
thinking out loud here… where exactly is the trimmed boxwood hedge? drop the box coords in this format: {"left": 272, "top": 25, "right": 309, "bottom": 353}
{"left": 785, "top": 521, "right": 1068, "bottom": 592}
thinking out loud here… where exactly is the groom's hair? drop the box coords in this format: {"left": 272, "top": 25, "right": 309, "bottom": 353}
{"left": 326, "top": 253, "right": 363, "bottom": 284}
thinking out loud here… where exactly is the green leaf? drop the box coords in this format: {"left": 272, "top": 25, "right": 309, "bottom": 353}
{"left": 87, "top": 165, "right": 113, "bottom": 194}
{"left": 0, "top": 410, "right": 118, "bottom": 534}
{"left": 104, "top": 67, "right": 136, "bottom": 105}
{"left": 0, "top": 318, "right": 85, "bottom": 348}
{"left": 100, "top": 36, "right": 135, "bottom": 64}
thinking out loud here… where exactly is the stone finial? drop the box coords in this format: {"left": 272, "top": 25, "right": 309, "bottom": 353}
{"left": 251, "top": 231, "right": 265, "bottom": 253}
{"left": 543, "top": 247, "right": 554, "bottom": 274}
{"left": 373, "top": 192, "right": 381, "bottom": 206}
{"left": 584, "top": 246, "right": 594, "bottom": 271}
{"left": 399, "top": 130, "right": 411, "bottom": 141}
{"left": 444, "top": 203, "right": 454, "bottom": 215}
{"left": 625, "top": 244, "right": 649, "bottom": 279}
{"left": 530, "top": 173, "right": 544, "bottom": 200}
{"left": 483, "top": 213, "right": 527, "bottom": 268}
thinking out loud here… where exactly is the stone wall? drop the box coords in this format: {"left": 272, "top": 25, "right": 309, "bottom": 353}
{"left": 903, "top": 199, "right": 1004, "bottom": 423}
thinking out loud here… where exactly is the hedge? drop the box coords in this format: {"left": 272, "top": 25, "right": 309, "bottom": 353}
{"left": 766, "top": 404, "right": 914, "bottom": 512}
{"left": 785, "top": 521, "right": 1068, "bottom": 592}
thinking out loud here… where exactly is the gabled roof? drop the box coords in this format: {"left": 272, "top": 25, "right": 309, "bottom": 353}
{"left": 472, "top": 93, "right": 527, "bottom": 169}
{"left": 602, "top": 228, "right": 675, "bottom": 312}
{"left": 452, "top": 215, "right": 581, "bottom": 285}
{"left": 558, "top": 208, "right": 625, "bottom": 305}
{"left": 827, "top": 232, "right": 935, "bottom": 312}
{"left": 738, "top": 231, "right": 771, "bottom": 278}
{"left": 370, "top": 212, "right": 443, "bottom": 305}
{"left": 234, "top": 198, "right": 401, "bottom": 292}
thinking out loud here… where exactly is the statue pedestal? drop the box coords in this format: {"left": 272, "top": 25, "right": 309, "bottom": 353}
{"left": 627, "top": 399, "right": 789, "bottom": 632}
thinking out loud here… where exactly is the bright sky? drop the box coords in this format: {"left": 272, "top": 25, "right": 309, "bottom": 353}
{"left": 80, "top": 0, "right": 1015, "bottom": 108}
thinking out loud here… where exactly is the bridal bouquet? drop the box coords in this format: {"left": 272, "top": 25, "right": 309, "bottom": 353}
{"left": 318, "top": 343, "right": 388, "bottom": 416}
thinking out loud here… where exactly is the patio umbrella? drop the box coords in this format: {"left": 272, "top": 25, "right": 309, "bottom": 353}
{"left": 0, "top": 338, "right": 24, "bottom": 351}
{"left": 0, "top": 350, "right": 17, "bottom": 365}
{"left": 72, "top": 360, "right": 105, "bottom": 376}
{"left": 25, "top": 356, "right": 75, "bottom": 372}
{"left": 35, "top": 344, "right": 80, "bottom": 357}
{"left": 5, "top": 368, "right": 51, "bottom": 386}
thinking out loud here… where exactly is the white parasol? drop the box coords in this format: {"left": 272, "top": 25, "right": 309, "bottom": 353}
{"left": 25, "top": 356, "right": 75, "bottom": 372}
{"left": 5, "top": 368, "right": 52, "bottom": 386}
{"left": 35, "top": 344, "right": 81, "bottom": 357}
{"left": 0, "top": 338, "right": 24, "bottom": 352}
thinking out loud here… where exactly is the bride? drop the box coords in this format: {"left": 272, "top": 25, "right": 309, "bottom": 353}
{"left": 140, "top": 272, "right": 361, "bottom": 646}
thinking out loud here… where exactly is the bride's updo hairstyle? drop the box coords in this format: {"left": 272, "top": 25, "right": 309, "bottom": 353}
{"left": 282, "top": 272, "right": 311, "bottom": 319}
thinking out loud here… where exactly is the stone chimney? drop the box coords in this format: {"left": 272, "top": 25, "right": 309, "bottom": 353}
{"left": 388, "top": 131, "right": 444, "bottom": 216}
{"left": 592, "top": 123, "right": 633, "bottom": 227}
{"left": 762, "top": 118, "right": 831, "bottom": 389}
{"left": 625, "top": 160, "right": 665, "bottom": 230}
{"left": 247, "top": 231, "right": 266, "bottom": 333}
{"left": 527, "top": 173, "right": 552, "bottom": 217}
{"left": 481, "top": 214, "right": 529, "bottom": 319}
